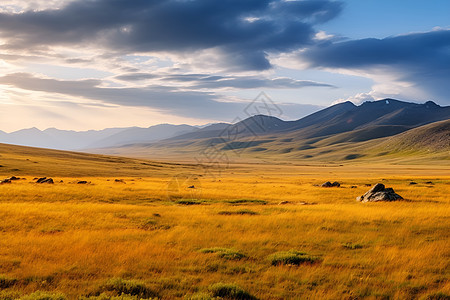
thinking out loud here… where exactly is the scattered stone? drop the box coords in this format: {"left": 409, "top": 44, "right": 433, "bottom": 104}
{"left": 425, "top": 181, "right": 434, "bottom": 184}
{"left": 350, "top": 186, "right": 358, "bottom": 189}
{"left": 298, "top": 202, "right": 318, "bottom": 205}
{"left": 364, "top": 184, "right": 372, "bottom": 187}
{"left": 59, "top": 180, "right": 64, "bottom": 183}
{"left": 357, "top": 183, "right": 403, "bottom": 202}
{"left": 188, "top": 185, "right": 195, "bottom": 188}
{"left": 77, "top": 181, "right": 88, "bottom": 184}
{"left": 8, "top": 176, "right": 21, "bottom": 181}
{"left": 321, "top": 181, "right": 340, "bottom": 187}
{"left": 0, "top": 179, "right": 11, "bottom": 184}
{"left": 409, "top": 182, "right": 418, "bottom": 185}
{"left": 115, "top": 179, "right": 126, "bottom": 183}
{"left": 35, "top": 177, "right": 54, "bottom": 184}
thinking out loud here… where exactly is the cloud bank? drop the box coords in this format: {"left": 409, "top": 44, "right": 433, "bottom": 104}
{"left": 0, "top": 0, "right": 342, "bottom": 71}
{"left": 297, "top": 29, "right": 450, "bottom": 104}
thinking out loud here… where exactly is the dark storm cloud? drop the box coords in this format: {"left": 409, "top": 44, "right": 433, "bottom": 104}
{"left": 298, "top": 29, "right": 450, "bottom": 103}
{"left": 115, "top": 72, "right": 335, "bottom": 89}
{"left": 0, "top": 73, "right": 322, "bottom": 119}
{"left": 0, "top": 0, "right": 343, "bottom": 70}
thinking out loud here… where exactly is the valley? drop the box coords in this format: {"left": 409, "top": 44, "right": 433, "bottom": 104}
{"left": 0, "top": 143, "right": 449, "bottom": 299}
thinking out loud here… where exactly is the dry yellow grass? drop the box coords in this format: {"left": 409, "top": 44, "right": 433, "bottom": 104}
{"left": 0, "top": 144, "right": 449, "bottom": 299}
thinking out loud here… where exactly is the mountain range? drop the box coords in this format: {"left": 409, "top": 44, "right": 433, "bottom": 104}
{"left": 1, "top": 99, "right": 449, "bottom": 162}
{"left": 90, "top": 99, "right": 450, "bottom": 162}
{"left": 0, "top": 124, "right": 199, "bottom": 150}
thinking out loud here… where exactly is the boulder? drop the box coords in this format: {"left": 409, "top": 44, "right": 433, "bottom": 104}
{"left": 321, "top": 181, "right": 340, "bottom": 187}
{"left": 357, "top": 183, "right": 403, "bottom": 202}
{"left": 37, "top": 177, "right": 54, "bottom": 184}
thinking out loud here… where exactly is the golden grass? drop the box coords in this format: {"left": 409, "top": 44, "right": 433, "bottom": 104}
{"left": 0, "top": 144, "right": 449, "bottom": 299}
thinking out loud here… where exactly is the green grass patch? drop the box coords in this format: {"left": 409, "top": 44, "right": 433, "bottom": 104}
{"left": 342, "top": 243, "right": 363, "bottom": 250}
{"left": 218, "top": 209, "right": 259, "bottom": 216}
{"left": 268, "top": 250, "right": 321, "bottom": 266}
{"left": 95, "top": 278, "right": 157, "bottom": 299}
{"left": 208, "top": 283, "right": 256, "bottom": 300}
{"left": 81, "top": 293, "right": 157, "bottom": 300}
{"left": 199, "top": 248, "right": 246, "bottom": 260}
{"left": 225, "top": 199, "right": 267, "bottom": 205}
{"left": 20, "top": 291, "right": 67, "bottom": 300}
{"left": 175, "top": 199, "right": 204, "bottom": 205}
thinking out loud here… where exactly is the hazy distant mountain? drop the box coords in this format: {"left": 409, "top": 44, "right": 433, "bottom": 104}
{"left": 87, "top": 124, "right": 197, "bottom": 148}
{"left": 0, "top": 124, "right": 197, "bottom": 150}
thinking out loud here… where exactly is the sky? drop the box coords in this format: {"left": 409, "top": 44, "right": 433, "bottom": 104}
{"left": 0, "top": 0, "right": 449, "bottom": 132}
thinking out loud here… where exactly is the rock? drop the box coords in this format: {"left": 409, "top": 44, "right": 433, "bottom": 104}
{"left": 357, "top": 183, "right": 403, "bottom": 202}
{"left": 36, "top": 177, "right": 47, "bottom": 183}
{"left": 188, "top": 185, "right": 195, "bottom": 189}
{"left": 425, "top": 181, "right": 433, "bottom": 184}
{"left": 321, "top": 181, "right": 340, "bottom": 187}
{"left": 35, "top": 177, "right": 54, "bottom": 184}
{"left": 0, "top": 179, "right": 12, "bottom": 184}
{"left": 8, "top": 176, "right": 21, "bottom": 181}
{"left": 350, "top": 186, "right": 358, "bottom": 189}
{"left": 115, "top": 179, "right": 126, "bottom": 183}
{"left": 77, "top": 181, "right": 88, "bottom": 184}
{"left": 409, "top": 182, "right": 417, "bottom": 185}
{"left": 40, "top": 178, "right": 54, "bottom": 184}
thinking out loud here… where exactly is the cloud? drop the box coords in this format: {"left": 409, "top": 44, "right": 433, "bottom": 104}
{"left": 0, "top": 73, "right": 322, "bottom": 120}
{"left": 297, "top": 29, "right": 450, "bottom": 104}
{"left": 0, "top": 0, "right": 343, "bottom": 71}
{"left": 115, "top": 72, "right": 336, "bottom": 89}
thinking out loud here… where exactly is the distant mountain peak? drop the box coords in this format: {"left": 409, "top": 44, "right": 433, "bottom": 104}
{"left": 424, "top": 100, "right": 440, "bottom": 108}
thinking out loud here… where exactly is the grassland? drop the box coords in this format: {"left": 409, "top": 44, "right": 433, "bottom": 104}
{"left": 0, "top": 143, "right": 449, "bottom": 299}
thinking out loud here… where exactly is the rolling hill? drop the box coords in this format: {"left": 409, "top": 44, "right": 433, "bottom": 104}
{"left": 0, "top": 143, "right": 200, "bottom": 177}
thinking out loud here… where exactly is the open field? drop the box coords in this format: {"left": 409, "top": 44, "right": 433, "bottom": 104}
{"left": 0, "top": 143, "right": 449, "bottom": 299}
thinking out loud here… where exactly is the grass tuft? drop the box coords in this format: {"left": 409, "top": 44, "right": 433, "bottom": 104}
{"left": 342, "top": 243, "right": 363, "bottom": 250}
{"left": 20, "top": 291, "right": 67, "bottom": 300}
{"left": 96, "top": 278, "right": 157, "bottom": 298}
{"left": 268, "top": 250, "right": 321, "bottom": 266}
{"left": 175, "top": 199, "right": 204, "bottom": 205}
{"left": 81, "top": 292, "right": 157, "bottom": 300}
{"left": 208, "top": 283, "right": 256, "bottom": 300}
{"left": 199, "top": 248, "right": 246, "bottom": 260}
{"left": 225, "top": 199, "right": 267, "bottom": 205}
{"left": 218, "top": 209, "right": 258, "bottom": 216}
